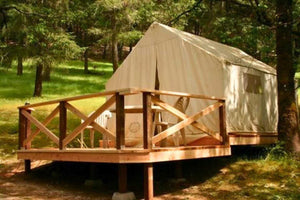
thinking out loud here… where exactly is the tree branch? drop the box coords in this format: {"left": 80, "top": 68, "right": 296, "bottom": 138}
{"left": 251, "top": 0, "right": 273, "bottom": 27}
{"left": 230, "top": 0, "right": 252, "bottom": 8}
{"left": 293, "top": 30, "right": 300, "bottom": 38}
{"left": 168, "top": 0, "right": 203, "bottom": 26}
{"left": 1, "top": 9, "right": 7, "bottom": 28}
{"left": 209, "top": 0, "right": 274, "bottom": 27}
{"left": 1, "top": 6, "right": 46, "bottom": 17}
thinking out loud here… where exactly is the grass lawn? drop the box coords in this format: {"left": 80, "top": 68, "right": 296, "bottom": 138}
{"left": 156, "top": 154, "right": 300, "bottom": 200}
{"left": 0, "top": 60, "right": 299, "bottom": 200}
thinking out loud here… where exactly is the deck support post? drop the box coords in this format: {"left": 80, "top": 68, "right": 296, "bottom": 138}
{"left": 144, "top": 163, "right": 154, "bottom": 200}
{"left": 219, "top": 100, "right": 228, "bottom": 145}
{"left": 24, "top": 159, "right": 31, "bottom": 173}
{"left": 113, "top": 164, "right": 135, "bottom": 200}
{"left": 59, "top": 101, "right": 67, "bottom": 150}
{"left": 143, "top": 92, "right": 153, "bottom": 149}
{"left": 116, "top": 93, "right": 125, "bottom": 150}
{"left": 118, "top": 164, "right": 127, "bottom": 193}
{"left": 175, "top": 161, "right": 183, "bottom": 179}
{"left": 89, "top": 163, "right": 97, "bottom": 180}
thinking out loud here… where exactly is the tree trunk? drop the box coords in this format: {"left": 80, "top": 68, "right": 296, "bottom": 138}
{"left": 112, "top": 38, "right": 119, "bottom": 73}
{"left": 276, "top": 0, "right": 300, "bottom": 152}
{"left": 102, "top": 43, "right": 107, "bottom": 59}
{"left": 17, "top": 55, "right": 23, "bottom": 75}
{"left": 84, "top": 48, "right": 89, "bottom": 74}
{"left": 295, "top": 23, "right": 300, "bottom": 68}
{"left": 118, "top": 43, "right": 123, "bottom": 61}
{"left": 33, "top": 63, "right": 43, "bottom": 97}
{"left": 129, "top": 43, "right": 133, "bottom": 53}
{"left": 43, "top": 64, "right": 51, "bottom": 81}
{"left": 194, "top": 24, "right": 200, "bottom": 35}
{"left": 111, "top": 13, "right": 119, "bottom": 73}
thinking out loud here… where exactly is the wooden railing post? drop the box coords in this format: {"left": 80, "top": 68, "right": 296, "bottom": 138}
{"left": 19, "top": 103, "right": 32, "bottom": 173}
{"left": 24, "top": 108, "right": 32, "bottom": 149}
{"left": 59, "top": 101, "right": 67, "bottom": 150}
{"left": 116, "top": 93, "right": 125, "bottom": 150}
{"left": 19, "top": 108, "right": 26, "bottom": 150}
{"left": 143, "top": 92, "right": 153, "bottom": 150}
{"left": 219, "top": 100, "right": 228, "bottom": 145}
{"left": 19, "top": 103, "right": 32, "bottom": 150}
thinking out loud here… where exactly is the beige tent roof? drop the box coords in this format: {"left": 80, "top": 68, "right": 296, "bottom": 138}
{"left": 138, "top": 22, "right": 276, "bottom": 75}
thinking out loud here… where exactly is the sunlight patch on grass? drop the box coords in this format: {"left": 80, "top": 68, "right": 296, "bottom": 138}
{"left": 197, "top": 158, "right": 300, "bottom": 200}
{"left": 157, "top": 155, "right": 300, "bottom": 200}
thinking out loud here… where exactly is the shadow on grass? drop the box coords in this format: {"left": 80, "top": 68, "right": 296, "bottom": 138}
{"left": 10, "top": 156, "right": 231, "bottom": 199}
{"left": 12, "top": 162, "right": 117, "bottom": 198}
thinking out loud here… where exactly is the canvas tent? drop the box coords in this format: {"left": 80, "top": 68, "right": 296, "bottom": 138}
{"left": 106, "top": 22, "right": 278, "bottom": 146}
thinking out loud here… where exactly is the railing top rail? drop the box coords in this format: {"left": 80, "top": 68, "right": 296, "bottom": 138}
{"left": 18, "top": 88, "right": 131, "bottom": 109}
{"left": 18, "top": 88, "right": 225, "bottom": 109}
{"left": 139, "top": 89, "right": 225, "bottom": 101}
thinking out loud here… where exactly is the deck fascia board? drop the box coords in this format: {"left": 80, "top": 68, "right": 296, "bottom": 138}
{"left": 17, "top": 145, "right": 231, "bottom": 164}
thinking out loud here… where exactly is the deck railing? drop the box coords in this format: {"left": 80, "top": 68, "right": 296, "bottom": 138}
{"left": 18, "top": 88, "right": 228, "bottom": 151}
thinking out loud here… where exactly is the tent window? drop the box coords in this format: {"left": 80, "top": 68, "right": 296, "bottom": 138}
{"left": 244, "top": 73, "right": 263, "bottom": 94}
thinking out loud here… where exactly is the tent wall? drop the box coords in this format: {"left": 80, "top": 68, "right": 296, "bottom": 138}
{"left": 105, "top": 22, "right": 278, "bottom": 144}
{"left": 106, "top": 40, "right": 157, "bottom": 143}
{"left": 156, "top": 38, "right": 225, "bottom": 133}
{"left": 225, "top": 64, "right": 278, "bottom": 133}
{"left": 106, "top": 45, "right": 156, "bottom": 91}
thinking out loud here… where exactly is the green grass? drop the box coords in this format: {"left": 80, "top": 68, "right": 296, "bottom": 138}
{"left": 197, "top": 157, "right": 300, "bottom": 200}
{"left": 0, "top": 60, "right": 113, "bottom": 101}
{"left": 0, "top": 59, "right": 113, "bottom": 156}
{"left": 156, "top": 145, "right": 299, "bottom": 200}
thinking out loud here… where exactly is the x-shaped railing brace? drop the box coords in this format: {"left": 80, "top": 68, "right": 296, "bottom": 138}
{"left": 151, "top": 96, "right": 223, "bottom": 144}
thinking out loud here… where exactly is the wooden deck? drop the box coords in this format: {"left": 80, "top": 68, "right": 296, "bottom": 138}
{"left": 18, "top": 145, "right": 231, "bottom": 163}
{"left": 16, "top": 88, "right": 275, "bottom": 200}
{"left": 229, "top": 132, "right": 278, "bottom": 145}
